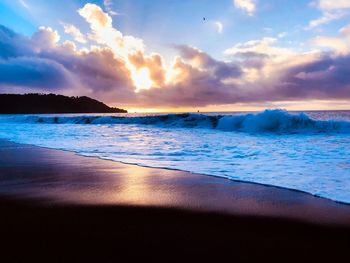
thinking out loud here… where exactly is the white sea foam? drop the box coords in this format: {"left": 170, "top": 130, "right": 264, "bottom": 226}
{"left": 0, "top": 109, "right": 350, "bottom": 203}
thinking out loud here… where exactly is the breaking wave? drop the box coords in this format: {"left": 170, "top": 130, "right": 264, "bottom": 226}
{"left": 2, "top": 109, "right": 350, "bottom": 133}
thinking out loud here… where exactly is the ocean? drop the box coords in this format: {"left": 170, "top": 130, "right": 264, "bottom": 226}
{"left": 0, "top": 109, "right": 349, "bottom": 203}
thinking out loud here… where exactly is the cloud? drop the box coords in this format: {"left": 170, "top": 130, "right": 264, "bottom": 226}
{"left": 137, "top": 59, "right": 245, "bottom": 107}
{"left": 214, "top": 21, "right": 224, "bottom": 33}
{"left": 78, "top": 3, "right": 144, "bottom": 58}
{"left": 306, "top": 11, "right": 346, "bottom": 29}
{"left": 19, "top": 0, "right": 30, "bottom": 10}
{"left": 224, "top": 37, "right": 294, "bottom": 63}
{"left": 130, "top": 45, "right": 245, "bottom": 107}
{"left": 305, "top": 0, "right": 350, "bottom": 30}
{"left": 313, "top": 0, "right": 350, "bottom": 10}
{"left": 0, "top": 26, "right": 75, "bottom": 91}
{"left": 233, "top": 0, "right": 256, "bottom": 16}
{"left": 46, "top": 46, "right": 133, "bottom": 92}
{"left": 0, "top": 23, "right": 135, "bottom": 100}
{"left": 277, "top": 53, "right": 350, "bottom": 100}
{"left": 32, "top": 27, "right": 60, "bottom": 50}
{"left": 311, "top": 23, "right": 350, "bottom": 54}
{"left": 176, "top": 45, "right": 241, "bottom": 79}
{"left": 0, "top": 25, "right": 33, "bottom": 59}
{"left": 2, "top": 3, "right": 350, "bottom": 109}
{"left": 140, "top": 48, "right": 350, "bottom": 107}
{"left": 312, "top": 36, "right": 348, "bottom": 54}
{"left": 278, "top": 32, "right": 287, "bottom": 38}
{"left": 77, "top": 3, "right": 149, "bottom": 93}
{"left": 61, "top": 23, "right": 87, "bottom": 44}
{"left": 0, "top": 57, "right": 73, "bottom": 89}
{"left": 79, "top": 3, "right": 112, "bottom": 29}
{"left": 306, "top": 1, "right": 350, "bottom": 30}
{"left": 0, "top": 4, "right": 242, "bottom": 107}
{"left": 128, "top": 51, "right": 166, "bottom": 89}
{"left": 340, "top": 23, "right": 350, "bottom": 40}
{"left": 103, "top": 0, "right": 119, "bottom": 16}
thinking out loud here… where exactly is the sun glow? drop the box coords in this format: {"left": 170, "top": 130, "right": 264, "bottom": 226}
{"left": 131, "top": 67, "right": 153, "bottom": 92}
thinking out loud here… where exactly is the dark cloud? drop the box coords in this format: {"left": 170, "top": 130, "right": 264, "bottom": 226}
{"left": 276, "top": 53, "right": 350, "bottom": 100}
{"left": 0, "top": 57, "right": 72, "bottom": 89}
{"left": 138, "top": 56, "right": 249, "bottom": 107}
{"left": 0, "top": 26, "right": 73, "bottom": 90}
{"left": 0, "top": 25, "right": 34, "bottom": 59}
{"left": 175, "top": 45, "right": 242, "bottom": 79}
{"left": 41, "top": 46, "right": 132, "bottom": 91}
{"left": 233, "top": 51, "right": 269, "bottom": 69}
{"left": 0, "top": 24, "right": 134, "bottom": 101}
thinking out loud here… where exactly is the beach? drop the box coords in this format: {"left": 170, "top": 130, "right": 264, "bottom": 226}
{"left": 0, "top": 139, "right": 350, "bottom": 262}
{"left": 2, "top": 0, "right": 350, "bottom": 261}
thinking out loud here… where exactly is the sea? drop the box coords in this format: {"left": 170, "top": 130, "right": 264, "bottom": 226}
{"left": 0, "top": 109, "right": 349, "bottom": 203}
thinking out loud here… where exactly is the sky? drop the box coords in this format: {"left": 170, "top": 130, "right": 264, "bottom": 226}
{"left": 1, "top": 0, "right": 350, "bottom": 111}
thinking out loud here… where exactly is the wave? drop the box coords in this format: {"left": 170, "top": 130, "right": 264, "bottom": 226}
{"left": 2, "top": 109, "right": 350, "bottom": 133}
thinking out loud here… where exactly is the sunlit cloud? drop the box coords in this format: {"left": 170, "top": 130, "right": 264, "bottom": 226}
{"left": 312, "top": 36, "right": 348, "bottom": 54}
{"left": 78, "top": 3, "right": 143, "bottom": 58}
{"left": 61, "top": 22, "right": 87, "bottom": 44}
{"left": 131, "top": 68, "right": 153, "bottom": 92}
{"left": 311, "top": 23, "right": 350, "bottom": 54}
{"left": 32, "top": 26, "right": 60, "bottom": 50}
{"left": 79, "top": 3, "right": 113, "bottom": 29}
{"left": 224, "top": 37, "right": 294, "bottom": 63}
{"left": 78, "top": 3, "right": 152, "bottom": 91}
{"left": 233, "top": 0, "right": 256, "bottom": 16}
{"left": 128, "top": 51, "right": 166, "bottom": 88}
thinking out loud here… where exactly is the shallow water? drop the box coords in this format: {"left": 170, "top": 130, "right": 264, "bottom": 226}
{"left": 0, "top": 109, "right": 349, "bottom": 203}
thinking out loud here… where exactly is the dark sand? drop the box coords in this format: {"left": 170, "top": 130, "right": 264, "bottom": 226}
{"left": 0, "top": 140, "right": 350, "bottom": 262}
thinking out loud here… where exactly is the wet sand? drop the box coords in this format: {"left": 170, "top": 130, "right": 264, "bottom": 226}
{"left": 0, "top": 139, "right": 350, "bottom": 262}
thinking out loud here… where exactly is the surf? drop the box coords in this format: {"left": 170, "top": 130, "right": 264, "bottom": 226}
{"left": 1, "top": 109, "right": 350, "bottom": 134}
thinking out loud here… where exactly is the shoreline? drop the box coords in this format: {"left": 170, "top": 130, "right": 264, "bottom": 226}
{"left": 1, "top": 139, "right": 350, "bottom": 261}
{"left": 2, "top": 138, "right": 350, "bottom": 206}
{"left": 1, "top": 139, "right": 350, "bottom": 226}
